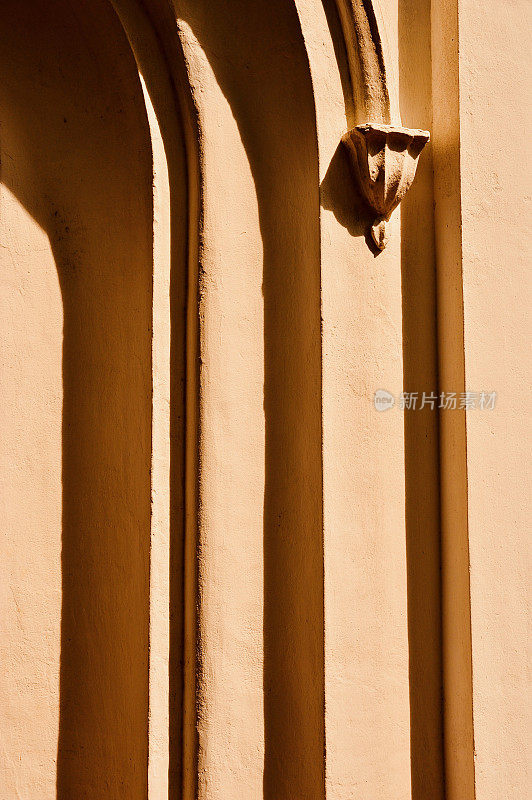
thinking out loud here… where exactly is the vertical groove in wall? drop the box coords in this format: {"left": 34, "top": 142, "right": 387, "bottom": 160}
{"left": 128, "top": 7, "right": 204, "bottom": 795}
{"left": 398, "top": 0, "right": 445, "bottom": 796}
{"left": 111, "top": 5, "right": 200, "bottom": 798}
{"left": 431, "top": 0, "right": 476, "bottom": 797}
{"left": 172, "top": 27, "right": 203, "bottom": 800}
{"left": 181, "top": 170, "right": 201, "bottom": 800}
{"left": 181, "top": 136, "right": 201, "bottom": 800}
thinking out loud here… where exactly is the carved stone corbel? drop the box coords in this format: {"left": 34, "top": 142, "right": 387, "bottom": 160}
{"left": 335, "top": 0, "right": 430, "bottom": 250}
{"left": 342, "top": 123, "right": 430, "bottom": 249}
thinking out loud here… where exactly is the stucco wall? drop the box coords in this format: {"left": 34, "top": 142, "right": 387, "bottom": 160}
{"left": 1, "top": 2, "right": 153, "bottom": 796}
{"left": 0, "top": 1, "right": 529, "bottom": 799}
{"left": 459, "top": 2, "right": 530, "bottom": 797}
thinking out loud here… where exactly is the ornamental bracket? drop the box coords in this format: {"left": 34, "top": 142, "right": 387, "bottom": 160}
{"left": 335, "top": 0, "right": 430, "bottom": 250}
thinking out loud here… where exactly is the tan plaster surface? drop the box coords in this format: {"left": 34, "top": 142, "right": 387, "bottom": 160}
{"left": 459, "top": 2, "right": 531, "bottom": 797}
{"left": 1, "top": 1, "right": 153, "bottom": 796}
{"left": 0, "top": 2, "right": 529, "bottom": 799}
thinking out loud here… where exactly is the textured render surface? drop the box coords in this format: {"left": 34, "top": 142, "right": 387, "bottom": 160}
{"left": 1, "top": 161, "right": 63, "bottom": 800}
{"left": 109, "top": 2, "right": 191, "bottom": 795}
{"left": 0, "top": 1, "right": 153, "bottom": 797}
{"left": 398, "top": 0, "right": 444, "bottom": 796}
{"left": 0, "top": 0, "right": 529, "bottom": 798}
{"left": 0, "top": 1, "right": 411, "bottom": 798}
{"left": 177, "top": 2, "right": 325, "bottom": 796}
{"left": 431, "top": 0, "right": 476, "bottom": 797}
{"left": 296, "top": 0, "right": 412, "bottom": 796}
{"left": 177, "top": 15, "right": 267, "bottom": 798}
{"left": 458, "top": 1, "right": 531, "bottom": 797}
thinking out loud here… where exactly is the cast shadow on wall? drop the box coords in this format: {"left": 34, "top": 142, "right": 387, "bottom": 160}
{"left": 320, "top": 141, "right": 379, "bottom": 253}
{"left": 398, "top": 0, "right": 445, "bottom": 797}
{"left": 180, "top": 0, "right": 326, "bottom": 797}
{"left": 321, "top": 0, "right": 447, "bottom": 796}
{"left": 0, "top": 1, "right": 154, "bottom": 797}
{"left": 1, "top": 2, "right": 443, "bottom": 799}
